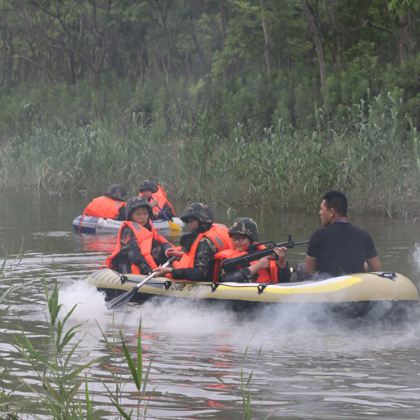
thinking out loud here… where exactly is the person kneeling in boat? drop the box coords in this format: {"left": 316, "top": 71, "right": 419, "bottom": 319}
{"left": 214, "top": 218, "right": 291, "bottom": 283}
{"left": 138, "top": 179, "right": 176, "bottom": 221}
{"left": 83, "top": 183, "right": 127, "bottom": 221}
{"left": 153, "top": 203, "right": 232, "bottom": 281}
{"left": 106, "top": 197, "right": 172, "bottom": 274}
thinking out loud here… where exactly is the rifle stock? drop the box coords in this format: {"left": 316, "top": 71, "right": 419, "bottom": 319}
{"left": 221, "top": 235, "right": 308, "bottom": 271}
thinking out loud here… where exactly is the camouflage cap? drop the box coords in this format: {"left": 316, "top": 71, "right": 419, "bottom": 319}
{"left": 104, "top": 184, "right": 127, "bottom": 201}
{"left": 229, "top": 217, "right": 259, "bottom": 242}
{"left": 180, "top": 202, "right": 214, "bottom": 223}
{"left": 138, "top": 179, "right": 158, "bottom": 193}
{"left": 126, "top": 196, "right": 153, "bottom": 220}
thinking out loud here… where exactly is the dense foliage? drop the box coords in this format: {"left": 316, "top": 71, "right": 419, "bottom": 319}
{"left": 0, "top": 0, "right": 419, "bottom": 215}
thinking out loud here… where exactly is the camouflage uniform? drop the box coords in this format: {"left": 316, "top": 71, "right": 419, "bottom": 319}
{"left": 171, "top": 203, "right": 218, "bottom": 282}
{"left": 113, "top": 227, "right": 170, "bottom": 274}
{"left": 110, "top": 197, "right": 171, "bottom": 274}
{"left": 220, "top": 217, "right": 291, "bottom": 283}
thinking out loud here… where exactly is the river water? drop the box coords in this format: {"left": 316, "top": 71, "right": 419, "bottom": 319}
{"left": 1, "top": 190, "right": 420, "bottom": 419}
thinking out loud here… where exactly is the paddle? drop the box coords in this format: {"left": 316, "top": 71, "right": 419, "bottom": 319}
{"left": 107, "top": 257, "right": 175, "bottom": 310}
{"left": 168, "top": 219, "right": 182, "bottom": 232}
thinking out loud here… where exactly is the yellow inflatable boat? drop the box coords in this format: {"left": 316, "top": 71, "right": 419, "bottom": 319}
{"left": 86, "top": 269, "right": 419, "bottom": 317}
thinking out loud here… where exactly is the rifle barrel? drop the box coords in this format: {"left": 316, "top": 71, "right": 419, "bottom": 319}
{"left": 221, "top": 239, "right": 308, "bottom": 270}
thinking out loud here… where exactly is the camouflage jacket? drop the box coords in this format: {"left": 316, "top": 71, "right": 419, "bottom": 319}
{"left": 171, "top": 237, "right": 217, "bottom": 281}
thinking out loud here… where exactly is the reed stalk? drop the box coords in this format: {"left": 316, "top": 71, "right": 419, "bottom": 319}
{"left": 0, "top": 77, "right": 418, "bottom": 216}
{"left": 7, "top": 282, "right": 154, "bottom": 418}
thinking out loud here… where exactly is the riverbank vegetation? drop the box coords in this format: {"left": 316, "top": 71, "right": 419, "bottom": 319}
{"left": 0, "top": 1, "right": 419, "bottom": 216}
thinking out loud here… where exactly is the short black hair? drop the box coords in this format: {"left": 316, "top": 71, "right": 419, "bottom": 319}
{"left": 322, "top": 191, "right": 347, "bottom": 216}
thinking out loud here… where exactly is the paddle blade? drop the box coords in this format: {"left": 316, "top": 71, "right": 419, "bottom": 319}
{"left": 168, "top": 220, "right": 182, "bottom": 232}
{"left": 107, "top": 286, "right": 138, "bottom": 310}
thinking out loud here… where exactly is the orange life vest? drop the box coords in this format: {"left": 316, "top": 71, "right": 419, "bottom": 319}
{"left": 155, "top": 185, "right": 176, "bottom": 216}
{"left": 139, "top": 185, "right": 176, "bottom": 217}
{"left": 172, "top": 224, "right": 232, "bottom": 270}
{"left": 106, "top": 221, "right": 169, "bottom": 274}
{"left": 83, "top": 196, "right": 126, "bottom": 219}
{"left": 213, "top": 245, "right": 279, "bottom": 284}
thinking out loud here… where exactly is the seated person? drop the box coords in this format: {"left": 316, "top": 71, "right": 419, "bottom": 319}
{"left": 106, "top": 197, "right": 172, "bottom": 274}
{"left": 215, "top": 217, "right": 291, "bottom": 283}
{"left": 138, "top": 179, "right": 175, "bottom": 220}
{"left": 304, "top": 190, "right": 381, "bottom": 276}
{"left": 83, "top": 184, "right": 127, "bottom": 220}
{"left": 153, "top": 203, "right": 232, "bottom": 281}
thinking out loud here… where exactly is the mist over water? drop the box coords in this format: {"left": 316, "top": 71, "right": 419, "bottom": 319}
{"left": 3, "top": 191, "right": 420, "bottom": 418}
{"left": 59, "top": 279, "right": 420, "bottom": 357}
{"left": 55, "top": 268, "right": 420, "bottom": 418}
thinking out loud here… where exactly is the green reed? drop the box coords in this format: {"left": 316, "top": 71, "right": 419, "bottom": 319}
{"left": 98, "top": 318, "right": 152, "bottom": 419}
{"left": 240, "top": 345, "right": 262, "bottom": 420}
{"left": 14, "top": 283, "right": 95, "bottom": 418}
{"left": 9, "top": 282, "right": 152, "bottom": 418}
{"left": 0, "top": 80, "right": 418, "bottom": 217}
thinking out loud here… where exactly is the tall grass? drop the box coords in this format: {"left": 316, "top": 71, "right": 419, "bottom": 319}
{"left": 14, "top": 284, "right": 97, "bottom": 418}
{"left": 6, "top": 280, "right": 151, "bottom": 418}
{"left": 0, "top": 78, "right": 419, "bottom": 216}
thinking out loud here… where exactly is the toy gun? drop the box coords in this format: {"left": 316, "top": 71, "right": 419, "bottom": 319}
{"left": 221, "top": 235, "right": 308, "bottom": 271}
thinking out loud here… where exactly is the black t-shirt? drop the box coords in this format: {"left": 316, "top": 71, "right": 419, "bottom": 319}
{"left": 307, "top": 221, "right": 378, "bottom": 275}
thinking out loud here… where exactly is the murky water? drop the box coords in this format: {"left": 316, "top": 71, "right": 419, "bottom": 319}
{"left": 2, "top": 190, "right": 420, "bottom": 418}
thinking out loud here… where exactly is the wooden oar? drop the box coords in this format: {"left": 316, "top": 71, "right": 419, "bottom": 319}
{"left": 107, "top": 258, "right": 174, "bottom": 310}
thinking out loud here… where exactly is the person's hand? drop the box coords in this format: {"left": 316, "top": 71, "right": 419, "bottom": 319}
{"left": 273, "top": 247, "right": 287, "bottom": 267}
{"left": 273, "top": 247, "right": 287, "bottom": 260}
{"left": 254, "top": 256, "right": 270, "bottom": 270}
{"left": 153, "top": 266, "right": 173, "bottom": 276}
{"left": 149, "top": 198, "right": 158, "bottom": 207}
{"left": 165, "top": 248, "right": 184, "bottom": 259}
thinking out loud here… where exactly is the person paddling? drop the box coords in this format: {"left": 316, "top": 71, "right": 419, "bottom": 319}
{"left": 106, "top": 197, "right": 172, "bottom": 274}
{"left": 304, "top": 191, "right": 381, "bottom": 276}
{"left": 153, "top": 203, "right": 232, "bottom": 281}
{"left": 215, "top": 218, "right": 291, "bottom": 283}
{"left": 83, "top": 184, "right": 127, "bottom": 220}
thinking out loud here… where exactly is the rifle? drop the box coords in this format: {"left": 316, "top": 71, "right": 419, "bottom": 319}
{"left": 221, "top": 235, "right": 308, "bottom": 271}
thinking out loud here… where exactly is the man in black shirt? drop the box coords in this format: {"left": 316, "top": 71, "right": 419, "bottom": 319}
{"left": 304, "top": 191, "right": 381, "bottom": 276}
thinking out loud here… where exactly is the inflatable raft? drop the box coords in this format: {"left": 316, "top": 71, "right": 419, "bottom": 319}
{"left": 87, "top": 269, "right": 419, "bottom": 317}
{"left": 72, "top": 215, "right": 184, "bottom": 234}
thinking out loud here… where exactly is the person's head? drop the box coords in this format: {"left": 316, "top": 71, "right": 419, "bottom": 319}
{"left": 104, "top": 184, "right": 127, "bottom": 201}
{"left": 320, "top": 191, "right": 348, "bottom": 226}
{"left": 126, "top": 196, "right": 153, "bottom": 225}
{"left": 180, "top": 202, "right": 214, "bottom": 232}
{"left": 138, "top": 180, "right": 158, "bottom": 200}
{"left": 228, "top": 217, "right": 259, "bottom": 251}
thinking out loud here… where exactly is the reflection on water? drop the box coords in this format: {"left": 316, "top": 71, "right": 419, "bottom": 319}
{"left": 2, "top": 190, "right": 420, "bottom": 418}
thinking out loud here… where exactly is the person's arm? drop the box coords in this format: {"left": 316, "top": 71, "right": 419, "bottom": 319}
{"left": 155, "top": 239, "right": 216, "bottom": 281}
{"left": 365, "top": 256, "right": 381, "bottom": 272}
{"left": 220, "top": 267, "right": 253, "bottom": 282}
{"left": 151, "top": 241, "right": 172, "bottom": 266}
{"left": 304, "top": 233, "right": 319, "bottom": 274}
{"left": 304, "top": 255, "right": 317, "bottom": 274}
{"left": 127, "top": 236, "right": 153, "bottom": 275}
{"left": 364, "top": 232, "right": 381, "bottom": 272}
{"left": 171, "top": 239, "right": 215, "bottom": 281}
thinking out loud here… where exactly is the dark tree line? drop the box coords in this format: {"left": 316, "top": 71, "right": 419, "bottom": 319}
{"left": 0, "top": 0, "right": 419, "bottom": 129}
